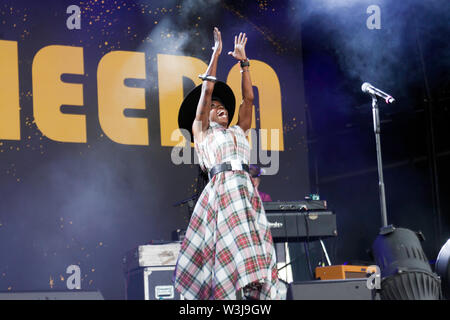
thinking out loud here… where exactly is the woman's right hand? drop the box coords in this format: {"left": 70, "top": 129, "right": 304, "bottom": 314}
{"left": 212, "top": 27, "right": 222, "bottom": 56}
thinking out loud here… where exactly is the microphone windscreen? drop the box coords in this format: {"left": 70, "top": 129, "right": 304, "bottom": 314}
{"left": 361, "top": 82, "right": 371, "bottom": 93}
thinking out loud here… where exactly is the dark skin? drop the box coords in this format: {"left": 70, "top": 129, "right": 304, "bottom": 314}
{"left": 192, "top": 27, "right": 254, "bottom": 142}
{"left": 209, "top": 100, "right": 229, "bottom": 127}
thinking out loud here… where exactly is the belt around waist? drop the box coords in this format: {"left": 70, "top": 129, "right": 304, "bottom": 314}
{"left": 208, "top": 162, "right": 250, "bottom": 180}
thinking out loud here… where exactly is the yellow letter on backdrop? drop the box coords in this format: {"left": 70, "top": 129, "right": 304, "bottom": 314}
{"left": 0, "top": 40, "right": 21, "bottom": 140}
{"left": 157, "top": 54, "right": 206, "bottom": 147}
{"left": 32, "top": 45, "right": 86, "bottom": 142}
{"left": 97, "top": 51, "right": 148, "bottom": 145}
{"left": 227, "top": 60, "right": 284, "bottom": 151}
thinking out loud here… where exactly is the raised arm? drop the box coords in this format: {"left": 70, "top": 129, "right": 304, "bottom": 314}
{"left": 192, "top": 27, "right": 222, "bottom": 141}
{"left": 228, "top": 32, "right": 254, "bottom": 133}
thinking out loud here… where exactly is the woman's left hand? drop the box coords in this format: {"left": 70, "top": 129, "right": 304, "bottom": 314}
{"left": 228, "top": 32, "right": 247, "bottom": 61}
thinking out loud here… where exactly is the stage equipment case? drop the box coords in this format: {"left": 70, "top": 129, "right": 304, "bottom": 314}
{"left": 123, "top": 242, "right": 182, "bottom": 300}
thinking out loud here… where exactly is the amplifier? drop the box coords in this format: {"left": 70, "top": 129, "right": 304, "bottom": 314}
{"left": 287, "top": 279, "right": 378, "bottom": 300}
{"left": 265, "top": 210, "right": 337, "bottom": 242}
{"left": 315, "top": 265, "right": 378, "bottom": 280}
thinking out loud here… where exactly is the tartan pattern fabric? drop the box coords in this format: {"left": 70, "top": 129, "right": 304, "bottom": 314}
{"left": 194, "top": 121, "right": 251, "bottom": 172}
{"left": 174, "top": 121, "right": 281, "bottom": 300}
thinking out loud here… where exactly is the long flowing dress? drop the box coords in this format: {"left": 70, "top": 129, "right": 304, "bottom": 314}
{"left": 174, "top": 121, "right": 281, "bottom": 300}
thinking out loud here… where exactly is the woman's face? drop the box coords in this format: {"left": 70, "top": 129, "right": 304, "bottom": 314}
{"left": 209, "top": 100, "right": 228, "bottom": 127}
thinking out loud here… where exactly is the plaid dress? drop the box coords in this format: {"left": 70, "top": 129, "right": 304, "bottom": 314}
{"left": 174, "top": 121, "right": 281, "bottom": 300}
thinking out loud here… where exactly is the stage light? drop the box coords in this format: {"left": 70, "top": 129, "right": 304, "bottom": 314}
{"left": 436, "top": 239, "right": 450, "bottom": 299}
{"left": 372, "top": 226, "right": 441, "bottom": 300}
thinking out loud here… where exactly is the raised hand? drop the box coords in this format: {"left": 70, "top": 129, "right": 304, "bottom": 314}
{"left": 228, "top": 32, "right": 248, "bottom": 61}
{"left": 212, "top": 27, "right": 222, "bottom": 56}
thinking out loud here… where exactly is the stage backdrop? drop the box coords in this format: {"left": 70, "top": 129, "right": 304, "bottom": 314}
{"left": 0, "top": 0, "right": 309, "bottom": 299}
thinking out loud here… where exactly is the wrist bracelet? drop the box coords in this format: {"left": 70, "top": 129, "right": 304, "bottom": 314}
{"left": 198, "top": 74, "right": 217, "bottom": 82}
{"left": 240, "top": 58, "right": 250, "bottom": 68}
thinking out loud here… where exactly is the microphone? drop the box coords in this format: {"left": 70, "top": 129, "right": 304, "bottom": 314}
{"left": 361, "top": 82, "right": 395, "bottom": 104}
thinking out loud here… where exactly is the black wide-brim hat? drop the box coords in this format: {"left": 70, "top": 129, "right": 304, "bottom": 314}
{"left": 178, "top": 81, "right": 236, "bottom": 142}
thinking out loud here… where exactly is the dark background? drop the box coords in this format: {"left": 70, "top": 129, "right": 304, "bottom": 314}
{"left": 0, "top": 0, "right": 449, "bottom": 299}
{"left": 297, "top": 0, "right": 450, "bottom": 267}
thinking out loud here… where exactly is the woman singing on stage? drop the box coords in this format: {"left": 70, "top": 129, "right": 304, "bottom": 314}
{"left": 174, "top": 27, "right": 281, "bottom": 300}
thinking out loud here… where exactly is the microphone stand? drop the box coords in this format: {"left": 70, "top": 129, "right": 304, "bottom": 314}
{"left": 371, "top": 96, "right": 389, "bottom": 229}
{"left": 172, "top": 194, "right": 198, "bottom": 208}
{"left": 173, "top": 194, "right": 199, "bottom": 218}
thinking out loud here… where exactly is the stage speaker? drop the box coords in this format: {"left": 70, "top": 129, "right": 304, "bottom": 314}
{"left": 0, "top": 290, "right": 104, "bottom": 300}
{"left": 287, "top": 279, "right": 378, "bottom": 300}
